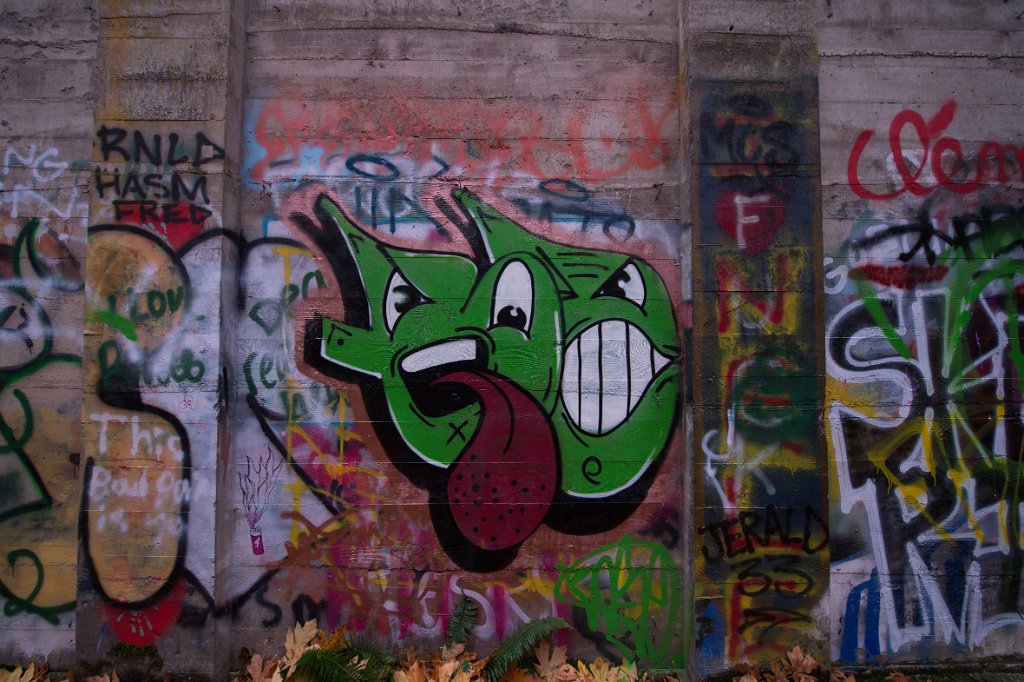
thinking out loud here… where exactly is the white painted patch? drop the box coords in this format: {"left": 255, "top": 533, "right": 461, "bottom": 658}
{"left": 400, "top": 338, "right": 477, "bottom": 373}
{"left": 561, "top": 319, "right": 672, "bottom": 435}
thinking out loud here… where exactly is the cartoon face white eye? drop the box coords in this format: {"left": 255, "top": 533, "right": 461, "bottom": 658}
{"left": 384, "top": 270, "right": 427, "bottom": 334}
{"left": 595, "top": 262, "right": 645, "bottom": 307}
{"left": 490, "top": 260, "right": 533, "bottom": 335}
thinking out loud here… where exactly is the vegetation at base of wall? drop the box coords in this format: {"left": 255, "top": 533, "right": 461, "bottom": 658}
{"left": 0, "top": 663, "right": 47, "bottom": 682}
{"left": 444, "top": 597, "right": 480, "bottom": 648}
{"left": 707, "top": 651, "right": 1004, "bottom": 682}
{"left": 226, "top": 611, "right": 575, "bottom": 682}
{"left": 4, "top": 637, "right": 1018, "bottom": 682}
{"left": 718, "top": 646, "right": 849, "bottom": 682}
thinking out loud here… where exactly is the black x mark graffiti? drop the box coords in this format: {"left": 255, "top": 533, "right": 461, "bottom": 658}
{"left": 446, "top": 420, "right": 469, "bottom": 444}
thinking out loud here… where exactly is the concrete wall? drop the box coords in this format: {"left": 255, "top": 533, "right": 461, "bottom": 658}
{"left": 821, "top": 1, "right": 1024, "bottom": 667}
{"left": 0, "top": 0, "right": 95, "bottom": 669}
{"left": 0, "top": 0, "right": 1021, "bottom": 679}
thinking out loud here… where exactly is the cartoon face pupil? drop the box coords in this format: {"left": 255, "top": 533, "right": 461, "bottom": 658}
{"left": 384, "top": 270, "right": 425, "bottom": 333}
{"left": 496, "top": 304, "right": 528, "bottom": 331}
{"left": 392, "top": 285, "right": 421, "bottom": 314}
{"left": 596, "top": 262, "right": 645, "bottom": 307}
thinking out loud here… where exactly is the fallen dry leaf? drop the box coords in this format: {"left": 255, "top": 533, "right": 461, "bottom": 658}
{"left": 534, "top": 642, "right": 568, "bottom": 682}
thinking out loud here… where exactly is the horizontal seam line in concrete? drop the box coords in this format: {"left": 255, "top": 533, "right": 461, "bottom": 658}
{"left": 246, "top": 24, "right": 679, "bottom": 45}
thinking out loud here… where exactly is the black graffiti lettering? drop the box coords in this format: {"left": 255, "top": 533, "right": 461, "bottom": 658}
{"left": 115, "top": 199, "right": 159, "bottom": 223}
{"left": 738, "top": 510, "right": 763, "bottom": 553}
{"left": 850, "top": 206, "right": 1024, "bottom": 267}
{"left": 699, "top": 95, "right": 801, "bottom": 169}
{"left": 168, "top": 202, "right": 211, "bottom": 224}
{"left": 762, "top": 504, "right": 795, "bottom": 546}
{"left": 195, "top": 132, "right": 225, "bottom": 166}
{"left": 254, "top": 583, "right": 282, "bottom": 628}
{"left": 172, "top": 174, "right": 209, "bottom": 204}
{"left": 291, "top": 594, "right": 326, "bottom": 625}
{"left": 761, "top": 121, "right": 799, "bottom": 165}
{"left": 133, "top": 130, "right": 162, "bottom": 165}
{"left": 143, "top": 174, "right": 170, "bottom": 199}
{"left": 95, "top": 127, "right": 223, "bottom": 166}
{"left": 736, "top": 607, "right": 812, "bottom": 636}
{"left": 95, "top": 170, "right": 210, "bottom": 204}
{"left": 698, "top": 524, "right": 725, "bottom": 563}
{"left": 122, "top": 172, "right": 145, "bottom": 198}
{"left": 97, "top": 125, "right": 129, "bottom": 161}
{"left": 802, "top": 505, "right": 828, "bottom": 554}
{"left": 699, "top": 504, "right": 828, "bottom": 563}
{"left": 167, "top": 133, "right": 190, "bottom": 165}
{"left": 698, "top": 516, "right": 744, "bottom": 562}
{"left": 510, "top": 196, "right": 635, "bottom": 241}
{"left": 736, "top": 557, "right": 771, "bottom": 597}
{"left": 770, "top": 554, "right": 814, "bottom": 596}
{"left": 94, "top": 166, "right": 121, "bottom": 199}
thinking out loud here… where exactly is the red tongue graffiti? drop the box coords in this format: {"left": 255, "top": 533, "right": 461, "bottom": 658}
{"left": 434, "top": 370, "right": 558, "bottom": 550}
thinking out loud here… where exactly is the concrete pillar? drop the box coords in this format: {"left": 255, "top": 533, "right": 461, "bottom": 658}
{"left": 76, "top": 1, "right": 244, "bottom": 678}
{"left": 0, "top": 0, "right": 96, "bottom": 670}
{"left": 687, "top": 1, "right": 827, "bottom": 674}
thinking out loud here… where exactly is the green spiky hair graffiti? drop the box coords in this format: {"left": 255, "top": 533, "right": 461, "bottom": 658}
{"left": 290, "top": 188, "right": 680, "bottom": 559}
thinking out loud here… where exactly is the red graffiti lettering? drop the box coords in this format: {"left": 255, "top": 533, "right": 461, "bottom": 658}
{"left": 847, "top": 99, "right": 1024, "bottom": 200}
{"left": 249, "top": 93, "right": 676, "bottom": 186}
{"left": 714, "top": 188, "right": 786, "bottom": 254}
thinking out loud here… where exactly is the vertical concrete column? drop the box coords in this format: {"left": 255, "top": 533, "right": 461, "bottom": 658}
{"left": 0, "top": 1, "right": 97, "bottom": 669}
{"left": 76, "top": 0, "right": 243, "bottom": 677}
{"left": 687, "top": 1, "right": 826, "bottom": 675}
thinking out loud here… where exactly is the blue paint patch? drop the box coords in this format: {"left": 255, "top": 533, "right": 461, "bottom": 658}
{"left": 840, "top": 569, "right": 881, "bottom": 662}
{"left": 695, "top": 601, "right": 725, "bottom": 677}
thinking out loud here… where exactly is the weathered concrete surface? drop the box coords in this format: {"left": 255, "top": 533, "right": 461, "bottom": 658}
{"left": 0, "top": 0, "right": 96, "bottom": 671}
{"left": 820, "top": 0, "right": 1024, "bottom": 670}
{"left": 230, "top": 0, "right": 687, "bottom": 676}
{"left": 73, "top": 0, "right": 243, "bottom": 678}
{"left": 0, "top": 0, "right": 1022, "bottom": 679}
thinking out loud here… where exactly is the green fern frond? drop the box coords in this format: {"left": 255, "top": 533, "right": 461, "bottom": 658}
{"left": 342, "top": 635, "right": 398, "bottom": 675}
{"left": 482, "top": 617, "right": 570, "bottom": 682}
{"left": 445, "top": 597, "right": 480, "bottom": 646}
{"left": 292, "top": 645, "right": 395, "bottom": 682}
{"left": 292, "top": 647, "right": 366, "bottom": 682}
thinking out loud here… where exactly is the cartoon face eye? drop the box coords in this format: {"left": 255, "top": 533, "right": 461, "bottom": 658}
{"left": 490, "top": 260, "right": 533, "bottom": 335}
{"left": 595, "top": 262, "right": 645, "bottom": 307}
{"left": 384, "top": 269, "right": 427, "bottom": 334}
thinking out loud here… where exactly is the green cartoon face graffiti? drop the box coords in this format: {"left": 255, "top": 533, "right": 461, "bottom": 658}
{"left": 292, "top": 189, "right": 679, "bottom": 556}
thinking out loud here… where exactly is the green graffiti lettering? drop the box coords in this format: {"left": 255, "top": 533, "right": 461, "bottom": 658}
{"left": 0, "top": 549, "right": 69, "bottom": 625}
{"left": 555, "top": 536, "right": 684, "bottom": 667}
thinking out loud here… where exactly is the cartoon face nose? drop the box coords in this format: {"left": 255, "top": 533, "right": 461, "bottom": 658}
{"left": 399, "top": 337, "right": 489, "bottom": 418}
{"left": 400, "top": 338, "right": 479, "bottom": 373}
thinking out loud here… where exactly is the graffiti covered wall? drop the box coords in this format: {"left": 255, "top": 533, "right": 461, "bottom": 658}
{"left": 691, "top": 82, "right": 826, "bottom": 673}
{"left": 0, "top": 0, "right": 95, "bottom": 668}
{"left": 827, "top": 100, "right": 1024, "bottom": 662}
{"left": 820, "top": 1, "right": 1024, "bottom": 666}
{"left": 226, "top": 1, "right": 688, "bottom": 665}
{"left": 1, "top": 0, "right": 1024, "bottom": 678}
